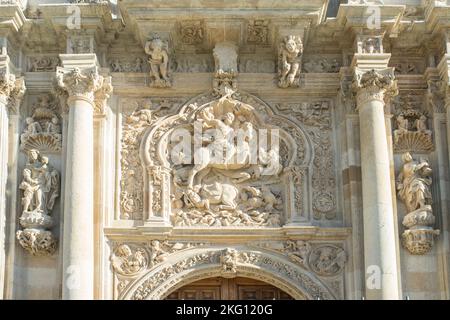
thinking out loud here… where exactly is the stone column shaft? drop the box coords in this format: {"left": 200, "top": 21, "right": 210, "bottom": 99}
{"left": 62, "top": 96, "right": 94, "bottom": 299}
{"left": 0, "top": 65, "right": 24, "bottom": 298}
{"left": 0, "top": 95, "right": 8, "bottom": 299}
{"left": 56, "top": 63, "right": 111, "bottom": 300}
{"left": 353, "top": 68, "right": 401, "bottom": 300}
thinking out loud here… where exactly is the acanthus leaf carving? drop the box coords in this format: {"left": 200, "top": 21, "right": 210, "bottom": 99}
{"left": 352, "top": 68, "right": 398, "bottom": 106}
{"left": 56, "top": 66, "right": 104, "bottom": 102}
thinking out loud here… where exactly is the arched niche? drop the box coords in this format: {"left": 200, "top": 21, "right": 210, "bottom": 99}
{"left": 120, "top": 245, "right": 336, "bottom": 300}
{"left": 139, "top": 91, "right": 314, "bottom": 227}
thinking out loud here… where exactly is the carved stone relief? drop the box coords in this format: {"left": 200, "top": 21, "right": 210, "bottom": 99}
{"left": 109, "top": 56, "right": 146, "bottom": 73}
{"left": 239, "top": 57, "right": 276, "bottom": 73}
{"left": 138, "top": 89, "right": 308, "bottom": 227}
{"left": 145, "top": 35, "right": 172, "bottom": 88}
{"left": 397, "top": 153, "right": 439, "bottom": 254}
{"left": 120, "top": 246, "right": 337, "bottom": 300}
{"left": 16, "top": 149, "right": 59, "bottom": 256}
{"left": 28, "top": 56, "right": 59, "bottom": 72}
{"left": 356, "top": 35, "right": 383, "bottom": 54}
{"left": 68, "top": 36, "right": 93, "bottom": 54}
{"left": 174, "top": 55, "right": 213, "bottom": 73}
{"left": 179, "top": 21, "right": 205, "bottom": 45}
{"left": 120, "top": 98, "right": 183, "bottom": 220}
{"left": 20, "top": 94, "right": 62, "bottom": 153}
{"left": 392, "top": 93, "right": 433, "bottom": 153}
{"left": 110, "top": 241, "right": 206, "bottom": 295}
{"left": 278, "top": 35, "right": 303, "bottom": 88}
{"left": 275, "top": 101, "right": 337, "bottom": 219}
{"left": 303, "top": 56, "right": 341, "bottom": 73}
{"left": 246, "top": 20, "right": 269, "bottom": 45}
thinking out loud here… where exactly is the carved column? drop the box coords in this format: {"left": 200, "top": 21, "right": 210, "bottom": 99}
{"left": 56, "top": 56, "right": 111, "bottom": 299}
{"left": 438, "top": 40, "right": 450, "bottom": 172}
{"left": 352, "top": 68, "right": 401, "bottom": 300}
{"left": 0, "top": 60, "right": 24, "bottom": 298}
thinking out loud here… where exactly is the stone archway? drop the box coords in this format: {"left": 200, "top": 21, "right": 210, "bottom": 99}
{"left": 164, "top": 277, "right": 295, "bottom": 300}
{"left": 120, "top": 246, "right": 336, "bottom": 300}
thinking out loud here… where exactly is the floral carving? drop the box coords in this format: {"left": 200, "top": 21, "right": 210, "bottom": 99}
{"left": 0, "top": 66, "right": 26, "bottom": 113}
{"left": 120, "top": 99, "right": 182, "bottom": 220}
{"left": 247, "top": 20, "right": 269, "bottom": 45}
{"left": 352, "top": 68, "right": 398, "bottom": 106}
{"left": 276, "top": 101, "right": 337, "bottom": 219}
{"left": 127, "top": 248, "right": 336, "bottom": 300}
{"left": 56, "top": 67, "right": 104, "bottom": 101}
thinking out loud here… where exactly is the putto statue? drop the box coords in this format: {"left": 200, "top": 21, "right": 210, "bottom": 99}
{"left": 397, "top": 152, "right": 439, "bottom": 255}
{"left": 16, "top": 149, "right": 59, "bottom": 256}
{"left": 278, "top": 35, "right": 303, "bottom": 88}
{"left": 145, "top": 35, "right": 171, "bottom": 88}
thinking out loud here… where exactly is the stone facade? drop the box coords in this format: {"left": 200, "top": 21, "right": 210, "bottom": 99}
{"left": 0, "top": 0, "right": 449, "bottom": 300}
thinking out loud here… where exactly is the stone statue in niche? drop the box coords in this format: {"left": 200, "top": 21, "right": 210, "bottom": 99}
{"left": 145, "top": 36, "right": 171, "bottom": 88}
{"left": 16, "top": 149, "right": 59, "bottom": 256}
{"left": 278, "top": 35, "right": 303, "bottom": 88}
{"left": 397, "top": 152, "right": 439, "bottom": 255}
{"left": 20, "top": 94, "right": 62, "bottom": 153}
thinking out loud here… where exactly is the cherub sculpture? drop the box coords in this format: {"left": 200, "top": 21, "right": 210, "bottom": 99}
{"left": 145, "top": 36, "right": 171, "bottom": 88}
{"left": 278, "top": 35, "right": 303, "bottom": 88}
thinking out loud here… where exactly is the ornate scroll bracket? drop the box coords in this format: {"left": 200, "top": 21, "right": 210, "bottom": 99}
{"left": 397, "top": 152, "right": 440, "bottom": 255}
{"left": 16, "top": 149, "right": 60, "bottom": 256}
{"left": 352, "top": 68, "right": 398, "bottom": 107}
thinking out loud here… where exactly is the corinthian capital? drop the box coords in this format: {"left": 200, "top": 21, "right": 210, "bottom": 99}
{"left": 0, "top": 66, "right": 26, "bottom": 113}
{"left": 55, "top": 67, "right": 104, "bottom": 103}
{"left": 352, "top": 68, "right": 398, "bottom": 106}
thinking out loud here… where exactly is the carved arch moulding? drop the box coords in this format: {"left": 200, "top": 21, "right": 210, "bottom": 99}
{"left": 119, "top": 90, "right": 338, "bottom": 227}
{"left": 114, "top": 244, "right": 340, "bottom": 300}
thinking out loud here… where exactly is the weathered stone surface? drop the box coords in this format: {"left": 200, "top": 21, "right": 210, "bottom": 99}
{"left": 0, "top": 0, "right": 449, "bottom": 301}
